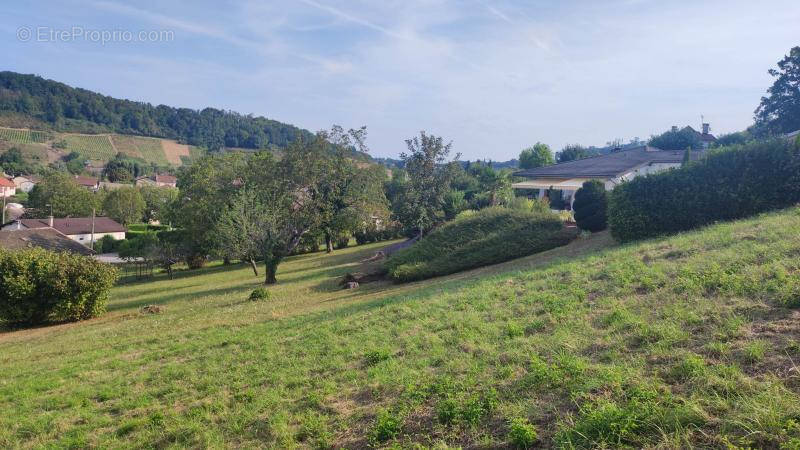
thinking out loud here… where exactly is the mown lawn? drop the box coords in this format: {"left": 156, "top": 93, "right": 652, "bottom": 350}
{"left": 2, "top": 209, "right": 800, "bottom": 448}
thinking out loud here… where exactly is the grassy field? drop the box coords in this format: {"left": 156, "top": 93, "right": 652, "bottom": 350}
{"left": 2, "top": 209, "right": 800, "bottom": 448}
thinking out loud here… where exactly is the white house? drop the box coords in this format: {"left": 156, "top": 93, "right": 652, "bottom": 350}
{"left": 12, "top": 175, "right": 38, "bottom": 193}
{"left": 513, "top": 145, "right": 703, "bottom": 208}
{"left": 0, "top": 177, "right": 16, "bottom": 197}
{"left": 1, "top": 217, "right": 126, "bottom": 245}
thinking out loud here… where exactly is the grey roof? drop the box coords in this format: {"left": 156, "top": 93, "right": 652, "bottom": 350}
{"left": 514, "top": 146, "right": 699, "bottom": 179}
{"left": 18, "top": 217, "right": 126, "bottom": 235}
{"left": 0, "top": 228, "right": 95, "bottom": 255}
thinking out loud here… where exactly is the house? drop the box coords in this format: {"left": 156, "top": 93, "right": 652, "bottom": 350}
{"left": 786, "top": 129, "right": 800, "bottom": 141}
{"left": 1, "top": 217, "right": 126, "bottom": 244}
{"left": 74, "top": 175, "right": 100, "bottom": 191}
{"left": 0, "top": 228, "right": 95, "bottom": 255}
{"left": 0, "top": 177, "right": 15, "bottom": 197}
{"left": 12, "top": 175, "right": 38, "bottom": 193}
{"left": 513, "top": 145, "right": 703, "bottom": 208}
{"left": 136, "top": 174, "right": 177, "bottom": 188}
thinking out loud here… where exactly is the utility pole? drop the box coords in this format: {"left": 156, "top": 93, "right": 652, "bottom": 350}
{"left": 90, "top": 208, "right": 96, "bottom": 251}
{"left": 2, "top": 186, "right": 6, "bottom": 225}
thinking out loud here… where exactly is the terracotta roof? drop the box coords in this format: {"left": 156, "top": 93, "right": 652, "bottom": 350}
{"left": 154, "top": 174, "right": 177, "bottom": 184}
{"left": 0, "top": 178, "right": 15, "bottom": 188}
{"left": 0, "top": 228, "right": 95, "bottom": 255}
{"left": 18, "top": 217, "right": 126, "bottom": 235}
{"left": 514, "top": 146, "right": 701, "bottom": 179}
{"left": 74, "top": 176, "right": 99, "bottom": 186}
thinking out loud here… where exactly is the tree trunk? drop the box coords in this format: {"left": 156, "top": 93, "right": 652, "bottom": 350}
{"left": 249, "top": 257, "right": 259, "bottom": 277}
{"left": 325, "top": 232, "right": 334, "bottom": 253}
{"left": 264, "top": 258, "right": 279, "bottom": 285}
{"left": 223, "top": 256, "right": 231, "bottom": 265}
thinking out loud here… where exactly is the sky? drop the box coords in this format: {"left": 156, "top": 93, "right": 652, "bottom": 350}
{"left": 2, "top": 1, "right": 798, "bottom": 160}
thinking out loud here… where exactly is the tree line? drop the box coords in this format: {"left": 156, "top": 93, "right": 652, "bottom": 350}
{"left": 0, "top": 71, "right": 313, "bottom": 151}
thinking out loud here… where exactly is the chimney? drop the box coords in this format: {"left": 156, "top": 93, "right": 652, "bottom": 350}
{"left": 48, "top": 216, "right": 54, "bottom": 227}
{"left": 702, "top": 123, "right": 710, "bottom": 135}
{"left": 671, "top": 126, "right": 678, "bottom": 132}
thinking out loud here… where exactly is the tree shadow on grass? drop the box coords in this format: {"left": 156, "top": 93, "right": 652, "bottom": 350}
{"left": 107, "top": 284, "right": 256, "bottom": 312}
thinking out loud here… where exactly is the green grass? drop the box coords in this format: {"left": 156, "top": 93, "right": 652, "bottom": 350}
{"left": 2, "top": 208, "right": 800, "bottom": 447}
{"left": 385, "top": 207, "right": 577, "bottom": 282}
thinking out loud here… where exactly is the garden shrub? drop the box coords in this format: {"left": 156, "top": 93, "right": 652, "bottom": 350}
{"left": 573, "top": 180, "right": 608, "bottom": 231}
{"left": 0, "top": 248, "right": 118, "bottom": 325}
{"left": 608, "top": 139, "right": 800, "bottom": 242}
{"left": 248, "top": 287, "right": 271, "bottom": 301}
{"left": 385, "top": 208, "right": 576, "bottom": 282}
{"left": 98, "top": 234, "right": 121, "bottom": 254}
{"left": 508, "top": 417, "right": 538, "bottom": 448}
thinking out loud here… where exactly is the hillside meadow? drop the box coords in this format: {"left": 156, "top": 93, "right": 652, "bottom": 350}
{"left": 2, "top": 208, "right": 800, "bottom": 448}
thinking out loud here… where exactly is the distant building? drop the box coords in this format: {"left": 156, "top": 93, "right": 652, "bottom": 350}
{"left": 0, "top": 228, "right": 95, "bottom": 255}
{"left": 136, "top": 174, "right": 177, "bottom": 188}
{"left": 513, "top": 145, "right": 702, "bottom": 208}
{"left": 74, "top": 175, "right": 100, "bottom": 191}
{"left": 0, "top": 177, "right": 15, "bottom": 197}
{"left": 12, "top": 175, "right": 38, "bottom": 193}
{"left": 1, "top": 217, "right": 126, "bottom": 244}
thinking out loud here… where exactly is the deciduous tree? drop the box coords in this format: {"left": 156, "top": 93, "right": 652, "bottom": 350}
{"left": 519, "top": 143, "right": 554, "bottom": 169}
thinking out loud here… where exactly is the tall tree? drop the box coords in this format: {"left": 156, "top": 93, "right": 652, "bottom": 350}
{"left": 140, "top": 186, "right": 178, "bottom": 224}
{"left": 557, "top": 144, "right": 594, "bottom": 163}
{"left": 519, "top": 143, "right": 554, "bottom": 169}
{"left": 754, "top": 46, "right": 800, "bottom": 135}
{"left": 313, "top": 126, "right": 388, "bottom": 252}
{"left": 102, "top": 187, "right": 146, "bottom": 226}
{"left": 396, "top": 131, "right": 457, "bottom": 236}
{"left": 648, "top": 127, "right": 702, "bottom": 150}
{"left": 26, "top": 172, "right": 100, "bottom": 218}
{"left": 170, "top": 152, "right": 246, "bottom": 268}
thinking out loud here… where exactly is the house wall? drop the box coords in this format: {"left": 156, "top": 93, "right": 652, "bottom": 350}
{"left": 1, "top": 186, "right": 16, "bottom": 197}
{"left": 68, "top": 231, "right": 126, "bottom": 244}
{"left": 17, "top": 181, "right": 35, "bottom": 193}
{"left": 611, "top": 162, "right": 681, "bottom": 186}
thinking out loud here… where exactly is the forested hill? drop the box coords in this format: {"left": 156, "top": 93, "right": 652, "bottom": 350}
{"left": 0, "top": 71, "right": 314, "bottom": 151}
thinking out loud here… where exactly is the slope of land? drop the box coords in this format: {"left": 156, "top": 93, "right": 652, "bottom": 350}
{"left": 0, "top": 126, "right": 205, "bottom": 167}
{"left": 2, "top": 210, "right": 800, "bottom": 447}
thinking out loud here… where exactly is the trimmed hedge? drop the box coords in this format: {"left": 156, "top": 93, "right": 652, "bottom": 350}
{"left": 608, "top": 139, "right": 800, "bottom": 242}
{"left": 0, "top": 248, "right": 118, "bottom": 325}
{"left": 573, "top": 180, "right": 608, "bottom": 232}
{"left": 385, "top": 207, "right": 577, "bottom": 282}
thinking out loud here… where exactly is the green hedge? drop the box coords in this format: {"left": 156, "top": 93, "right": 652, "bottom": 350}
{"left": 0, "top": 248, "right": 118, "bottom": 325}
{"left": 573, "top": 180, "right": 608, "bottom": 232}
{"left": 608, "top": 139, "right": 800, "bottom": 242}
{"left": 385, "top": 207, "right": 576, "bottom": 282}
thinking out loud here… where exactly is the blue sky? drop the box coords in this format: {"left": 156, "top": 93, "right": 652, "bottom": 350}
{"left": 2, "top": 1, "right": 798, "bottom": 160}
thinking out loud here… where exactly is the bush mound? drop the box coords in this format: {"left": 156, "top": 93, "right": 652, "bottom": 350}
{"left": 248, "top": 287, "right": 271, "bottom": 301}
{"left": 385, "top": 208, "right": 576, "bottom": 282}
{"left": 609, "top": 139, "right": 800, "bottom": 242}
{"left": 0, "top": 248, "right": 118, "bottom": 325}
{"left": 573, "top": 180, "right": 608, "bottom": 232}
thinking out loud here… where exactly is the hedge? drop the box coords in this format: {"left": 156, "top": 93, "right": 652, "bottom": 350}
{"left": 384, "top": 207, "right": 577, "bottom": 282}
{"left": 608, "top": 138, "right": 800, "bottom": 242}
{"left": 573, "top": 180, "right": 608, "bottom": 232}
{"left": 0, "top": 248, "right": 118, "bottom": 325}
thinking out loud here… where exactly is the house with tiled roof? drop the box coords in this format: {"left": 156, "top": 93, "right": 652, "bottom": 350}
{"left": 0, "top": 228, "right": 95, "bottom": 255}
{"left": 136, "top": 174, "right": 177, "bottom": 188}
{"left": 0, "top": 177, "right": 15, "bottom": 197}
{"left": 74, "top": 175, "right": 100, "bottom": 191}
{"left": 513, "top": 145, "right": 704, "bottom": 208}
{"left": 1, "top": 217, "right": 126, "bottom": 244}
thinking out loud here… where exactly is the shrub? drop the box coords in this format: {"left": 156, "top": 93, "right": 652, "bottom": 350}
{"left": 364, "top": 349, "right": 391, "bottom": 366}
{"left": 608, "top": 139, "right": 800, "bottom": 242}
{"left": 573, "top": 180, "right": 608, "bottom": 232}
{"left": 370, "top": 410, "right": 402, "bottom": 443}
{"left": 0, "top": 248, "right": 118, "bottom": 325}
{"left": 385, "top": 208, "right": 576, "bottom": 282}
{"left": 334, "top": 235, "right": 351, "bottom": 250}
{"left": 98, "top": 234, "right": 121, "bottom": 254}
{"left": 248, "top": 287, "right": 270, "bottom": 301}
{"left": 508, "top": 417, "right": 538, "bottom": 448}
